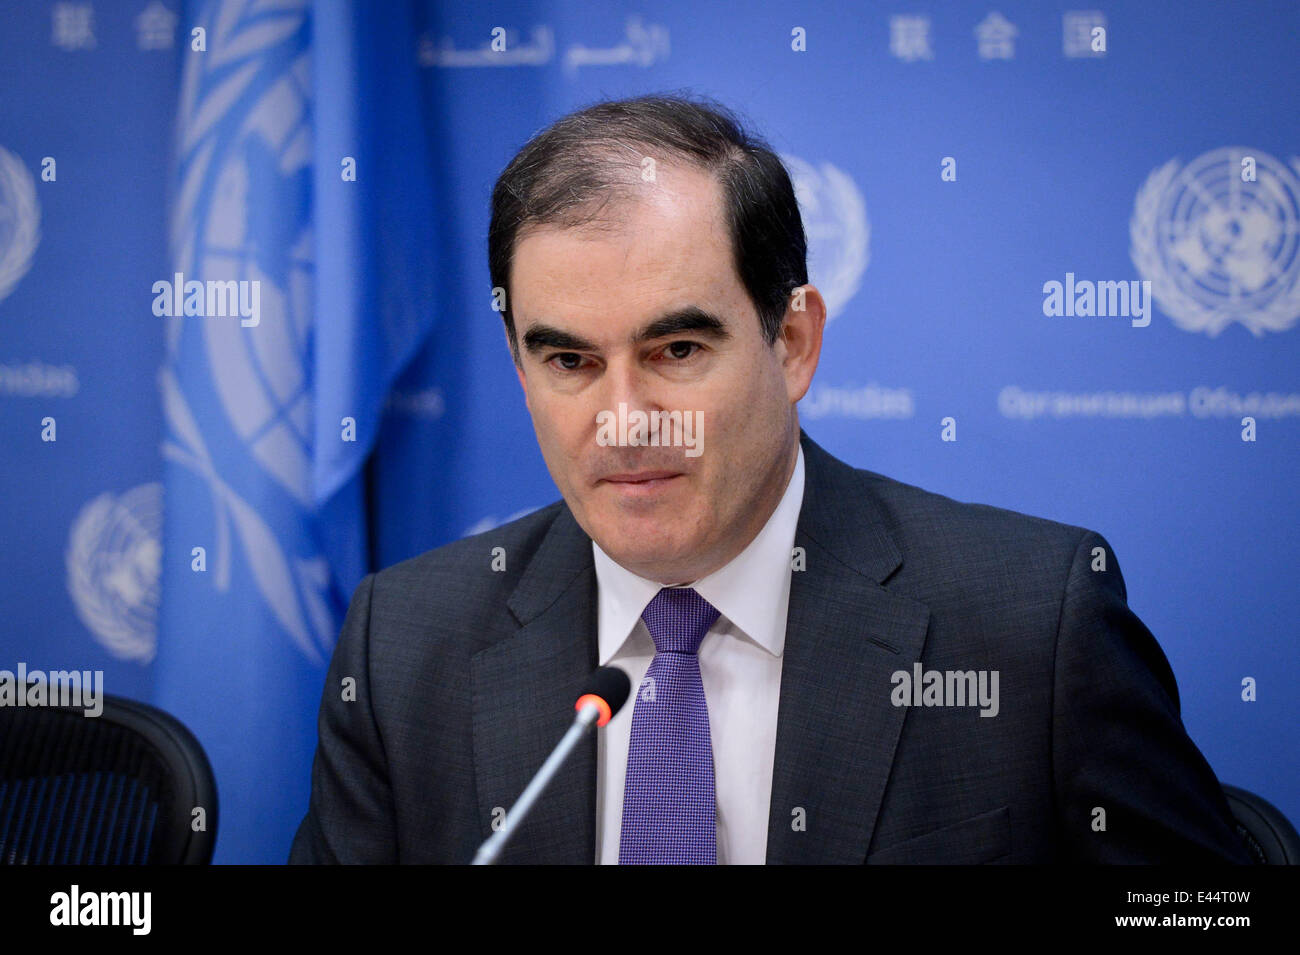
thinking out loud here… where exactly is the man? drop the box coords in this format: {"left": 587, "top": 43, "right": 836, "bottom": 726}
{"left": 289, "top": 94, "right": 1251, "bottom": 864}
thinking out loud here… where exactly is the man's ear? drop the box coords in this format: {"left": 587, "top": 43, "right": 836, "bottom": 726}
{"left": 780, "top": 284, "right": 827, "bottom": 403}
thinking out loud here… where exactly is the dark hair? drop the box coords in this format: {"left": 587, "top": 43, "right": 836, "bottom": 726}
{"left": 488, "top": 92, "right": 808, "bottom": 362}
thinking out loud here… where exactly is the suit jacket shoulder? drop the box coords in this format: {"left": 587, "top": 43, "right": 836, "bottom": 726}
{"left": 795, "top": 438, "right": 1247, "bottom": 863}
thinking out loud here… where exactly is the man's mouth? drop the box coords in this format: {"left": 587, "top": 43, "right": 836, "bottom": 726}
{"left": 598, "top": 470, "right": 684, "bottom": 495}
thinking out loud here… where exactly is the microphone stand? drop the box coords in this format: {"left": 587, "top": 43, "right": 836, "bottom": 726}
{"left": 471, "top": 702, "right": 603, "bottom": 865}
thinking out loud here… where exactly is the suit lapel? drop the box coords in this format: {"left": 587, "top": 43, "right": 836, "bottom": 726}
{"left": 765, "top": 434, "right": 931, "bottom": 863}
{"left": 470, "top": 506, "right": 598, "bottom": 864}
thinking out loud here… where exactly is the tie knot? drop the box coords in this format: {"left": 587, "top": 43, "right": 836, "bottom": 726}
{"left": 641, "top": 587, "right": 719, "bottom": 655}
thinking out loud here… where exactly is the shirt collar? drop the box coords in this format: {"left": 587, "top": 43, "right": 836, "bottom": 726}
{"left": 593, "top": 444, "right": 805, "bottom": 663}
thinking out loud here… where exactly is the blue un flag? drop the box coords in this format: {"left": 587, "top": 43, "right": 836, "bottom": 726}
{"left": 155, "top": 0, "right": 436, "bottom": 863}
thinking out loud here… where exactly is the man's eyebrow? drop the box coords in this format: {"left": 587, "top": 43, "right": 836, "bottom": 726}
{"left": 633, "top": 306, "right": 731, "bottom": 344}
{"left": 519, "top": 306, "right": 731, "bottom": 357}
{"left": 521, "top": 324, "right": 599, "bottom": 355}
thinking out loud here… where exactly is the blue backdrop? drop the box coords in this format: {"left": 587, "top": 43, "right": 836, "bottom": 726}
{"left": 0, "top": 0, "right": 1295, "bottom": 862}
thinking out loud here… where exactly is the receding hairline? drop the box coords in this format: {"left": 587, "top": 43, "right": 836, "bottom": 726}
{"left": 512, "top": 150, "right": 728, "bottom": 235}
{"left": 508, "top": 155, "right": 737, "bottom": 285}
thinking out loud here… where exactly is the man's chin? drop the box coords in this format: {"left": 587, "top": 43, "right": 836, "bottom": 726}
{"left": 590, "top": 530, "right": 699, "bottom": 580}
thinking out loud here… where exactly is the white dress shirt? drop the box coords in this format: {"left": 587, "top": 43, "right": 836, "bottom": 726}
{"left": 593, "top": 445, "right": 805, "bottom": 864}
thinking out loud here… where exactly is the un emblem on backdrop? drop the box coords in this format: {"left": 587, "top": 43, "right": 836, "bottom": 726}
{"left": 1131, "top": 147, "right": 1300, "bottom": 336}
{"left": 66, "top": 484, "right": 163, "bottom": 663}
{"left": 780, "top": 154, "right": 869, "bottom": 321}
{"left": 0, "top": 145, "right": 40, "bottom": 305}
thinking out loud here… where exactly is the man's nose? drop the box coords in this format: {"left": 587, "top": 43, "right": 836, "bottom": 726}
{"left": 597, "top": 355, "right": 662, "bottom": 416}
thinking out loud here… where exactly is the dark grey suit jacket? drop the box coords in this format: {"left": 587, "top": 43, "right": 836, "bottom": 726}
{"left": 289, "top": 431, "right": 1251, "bottom": 864}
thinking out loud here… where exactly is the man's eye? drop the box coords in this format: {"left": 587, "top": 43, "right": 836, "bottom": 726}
{"left": 548, "top": 353, "right": 585, "bottom": 371}
{"left": 663, "top": 341, "right": 699, "bottom": 360}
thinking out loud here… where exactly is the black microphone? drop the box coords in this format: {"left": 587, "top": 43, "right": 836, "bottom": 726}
{"left": 471, "top": 666, "right": 631, "bottom": 864}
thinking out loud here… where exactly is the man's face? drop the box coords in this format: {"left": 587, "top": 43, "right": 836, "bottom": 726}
{"left": 509, "top": 162, "right": 823, "bottom": 584}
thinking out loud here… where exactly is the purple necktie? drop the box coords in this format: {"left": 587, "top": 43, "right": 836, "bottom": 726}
{"left": 619, "top": 587, "right": 721, "bottom": 864}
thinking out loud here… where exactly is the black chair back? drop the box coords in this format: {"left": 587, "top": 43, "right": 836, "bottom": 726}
{"left": 1223, "top": 784, "right": 1300, "bottom": 865}
{"left": 0, "top": 693, "right": 217, "bottom": 864}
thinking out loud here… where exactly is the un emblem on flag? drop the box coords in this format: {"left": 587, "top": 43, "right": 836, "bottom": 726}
{"left": 173, "top": 25, "right": 314, "bottom": 506}
{"left": 162, "top": 0, "right": 334, "bottom": 664}
{"left": 1131, "top": 147, "right": 1300, "bottom": 336}
{"left": 0, "top": 145, "right": 40, "bottom": 305}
